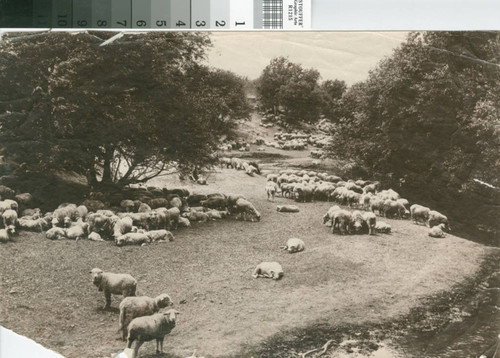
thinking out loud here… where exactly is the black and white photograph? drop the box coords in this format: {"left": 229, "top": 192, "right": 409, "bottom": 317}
{"left": 0, "top": 30, "right": 499, "bottom": 358}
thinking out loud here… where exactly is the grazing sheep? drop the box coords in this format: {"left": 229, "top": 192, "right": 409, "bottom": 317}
{"left": 0, "top": 226, "right": 15, "bottom": 243}
{"left": 119, "top": 294, "right": 174, "bottom": 341}
{"left": 351, "top": 210, "right": 367, "bottom": 234}
{"left": 126, "top": 309, "right": 179, "bottom": 357}
{"left": 332, "top": 210, "right": 353, "bottom": 235}
{"left": 88, "top": 232, "right": 104, "bottom": 241}
{"left": 410, "top": 204, "right": 430, "bottom": 225}
{"left": 280, "top": 238, "right": 305, "bottom": 253}
{"left": 145, "top": 230, "right": 174, "bottom": 243}
{"left": 427, "top": 210, "right": 451, "bottom": 231}
{"left": 2, "top": 209, "right": 18, "bottom": 229}
{"left": 265, "top": 181, "right": 279, "bottom": 202}
{"left": 428, "top": 223, "right": 447, "bottom": 238}
{"left": 382, "top": 200, "right": 407, "bottom": 219}
{"left": 276, "top": 205, "right": 300, "bottom": 213}
{"left": 322, "top": 205, "right": 341, "bottom": 226}
{"left": 374, "top": 221, "right": 392, "bottom": 234}
{"left": 45, "top": 227, "right": 66, "bottom": 240}
{"left": 252, "top": 262, "right": 284, "bottom": 280}
{"left": 362, "top": 212, "right": 377, "bottom": 235}
{"left": 90, "top": 268, "right": 137, "bottom": 309}
{"left": 115, "top": 233, "right": 151, "bottom": 247}
{"left": 234, "top": 198, "right": 261, "bottom": 222}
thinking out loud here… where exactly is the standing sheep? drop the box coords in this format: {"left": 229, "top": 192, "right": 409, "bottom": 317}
{"left": 427, "top": 210, "right": 451, "bottom": 231}
{"left": 119, "top": 294, "right": 174, "bottom": 341}
{"left": 126, "top": 309, "right": 180, "bottom": 357}
{"left": 0, "top": 226, "right": 15, "bottom": 243}
{"left": 90, "top": 268, "right": 137, "bottom": 309}
{"left": 410, "top": 204, "right": 430, "bottom": 225}
{"left": 2, "top": 209, "right": 18, "bottom": 230}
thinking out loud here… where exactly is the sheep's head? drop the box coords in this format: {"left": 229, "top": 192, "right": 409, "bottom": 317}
{"left": 6, "top": 225, "right": 15, "bottom": 235}
{"left": 163, "top": 309, "right": 180, "bottom": 322}
{"left": 90, "top": 268, "right": 103, "bottom": 286}
{"left": 322, "top": 213, "right": 329, "bottom": 225}
{"left": 271, "top": 271, "right": 284, "bottom": 280}
{"left": 157, "top": 294, "right": 174, "bottom": 308}
{"left": 166, "top": 232, "right": 174, "bottom": 242}
{"left": 51, "top": 217, "right": 59, "bottom": 228}
{"left": 63, "top": 216, "right": 72, "bottom": 228}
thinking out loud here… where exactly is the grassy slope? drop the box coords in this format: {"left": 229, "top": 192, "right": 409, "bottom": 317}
{"left": 0, "top": 168, "right": 491, "bottom": 358}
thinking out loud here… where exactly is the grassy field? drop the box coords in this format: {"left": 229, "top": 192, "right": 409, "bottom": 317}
{"left": 0, "top": 167, "right": 492, "bottom": 358}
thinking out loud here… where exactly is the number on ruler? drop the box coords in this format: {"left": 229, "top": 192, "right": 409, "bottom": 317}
{"left": 215, "top": 20, "right": 226, "bottom": 27}
{"left": 97, "top": 20, "right": 107, "bottom": 27}
{"left": 156, "top": 20, "right": 167, "bottom": 27}
{"left": 195, "top": 20, "right": 206, "bottom": 27}
{"left": 76, "top": 20, "right": 88, "bottom": 27}
{"left": 235, "top": 21, "right": 246, "bottom": 26}
{"left": 176, "top": 20, "right": 186, "bottom": 27}
{"left": 116, "top": 20, "right": 127, "bottom": 27}
{"left": 57, "top": 15, "right": 68, "bottom": 27}
{"left": 136, "top": 20, "right": 147, "bottom": 27}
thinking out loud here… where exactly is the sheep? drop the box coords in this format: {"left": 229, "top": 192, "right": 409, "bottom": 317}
{"left": 138, "top": 203, "right": 152, "bottom": 213}
{"left": 351, "top": 210, "right": 367, "bottom": 234}
{"left": 149, "top": 198, "right": 169, "bottom": 209}
{"left": 205, "top": 210, "right": 224, "bottom": 220}
{"left": 428, "top": 223, "right": 447, "bottom": 238}
{"left": 280, "top": 238, "right": 305, "bottom": 253}
{"left": 322, "top": 205, "right": 341, "bottom": 226}
{"left": 120, "top": 200, "right": 135, "bottom": 212}
{"left": 267, "top": 174, "right": 278, "bottom": 182}
{"left": 45, "top": 227, "right": 66, "bottom": 240}
{"left": 427, "top": 210, "right": 451, "bottom": 231}
{"left": 18, "top": 217, "right": 50, "bottom": 232}
{"left": 382, "top": 200, "right": 407, "bottom": 219}
{"left": 145, "top": 230, "right": 174, "bottom": 243}
{"left": 21, "top": 208, "right": 42, "bottom": 219}
{"left": 81, "top": 199, "right": 105, "bottom": 212}
{"left": 252, "top": 262, "right": 284, "bottom": 280}
{"left": 115, "top": 232, "right": 151, "bottom": 247}
{"left": 265, "top": 181, "right": 279, "bottom": 202}
{"left": 113, "top": 216, "right": 134, "bottom": 240}
{"left": 87, "top": 213, "right": 115, "bottom": 239}
{"left": 2, "top": 209, "right": 18, "bottom": 229}
{"left": 119, "top": 294, "right": 174, "bottom": 341}
{"left": 183, "top": 211, "right": 209, "bottom": 222}
{"left": 362, "top": 212, "right": 377, "bottom": 235}
{"left": 65, "top": 220, "right": 88, "bottom": 240}
{"left": 0, "top": 185, "right": 15, "bottom": 199}
{"left": 88, "top": 232, "right": 104, "bottom": 241}
{"left": 15, "top": 193, "right": 33, "bottom": 209}
{"left": 90, "top": 268, "right": 137, "bottom": 309}
{"left": 76, "top": 205, "right": 88, "bottom": 220}
{"left": 294, "top": 185, "right": 314, "bottom": 203}
{"left": 410, "top": 204, "right": 430, "bottom": 225}
{"left": 331, "top": 209, "right": 353, "bottom": 235}
{"left": 177, "top": 216, "right": 191, "bottom": 228}
{"left": 276, "top": 205, "right": 300, "bottom": 213}
{"left": 200, "top": 197, "right": 227, "bottom": 210}
{"left": 52, "top": 204, "right": 79, "bottom": 227}
{"left": 126, "top": 309, "right": 179, "bottom": 357}
{"left": 0, "top": 199, "right": 18, "bottom": 213}
{"left": 374, "top": 221, "right": 392, "bottom": 234}
{"left": 233, "top": 198, "right": 261, "bottom": 222}
{"left": 0, "top": 226, "right": 15, "bottom": 243}
{"left": 166, "top": 207, "right": 181, "bottom": 229}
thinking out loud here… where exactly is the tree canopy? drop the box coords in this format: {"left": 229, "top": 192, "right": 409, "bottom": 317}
{"left": 0, "top": 31, "right": 250, "bottom": 188}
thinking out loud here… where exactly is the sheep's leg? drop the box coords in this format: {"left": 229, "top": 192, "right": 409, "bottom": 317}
{"left": 104, "top": 290, "right": 111, "bottom": 309}
{"left": 156, "top": 337, "right": 164, "bottom": 353}
{"left": 133, "top": 340, "right": 144, "bottom": 357}
{"left": 127, "top": 336, "right": 134, "bottom": 349}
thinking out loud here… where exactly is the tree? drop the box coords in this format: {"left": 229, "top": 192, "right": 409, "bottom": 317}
{"left": 319, "top": 79, "right": 347, "bottom": 121}
{"left": 256, "top": 56, "right": 322, "bottom": 124}
{"left": 0, "top": 31, "right": 250, "bottom": 189}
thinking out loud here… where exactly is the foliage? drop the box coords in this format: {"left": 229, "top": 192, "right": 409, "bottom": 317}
{"left": 327, "top": 31, "right": 500, "bottom": 235}
{"left": 256, "top": 56, "right": 323, "bottom": 124}
{"left": 319, "top": 79, "right": 347, "bottom": 121}
{"left": 0, "top": 31, "right": 250, "bottom": 188}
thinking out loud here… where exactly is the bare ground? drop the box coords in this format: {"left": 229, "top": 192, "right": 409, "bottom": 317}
{"left": 0, "top": 167, "right": 493, "bottom": 358}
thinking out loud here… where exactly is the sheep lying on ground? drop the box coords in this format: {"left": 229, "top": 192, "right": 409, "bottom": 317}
{"left": 429, "top": 223, "right": 447, "bottom": 238}
{"left": 177, "top": 216, "right": 191, "bottom": 228}
{"left": 252, "top": 262, "right": 284, "bottom": 280}
{"left": 126, "top": 309, "right": 180, "bottom": 357}
{"left": 280, "top": 238, "right": 305, "bottom": 253}
{"left": 88, "top": 232, "right": 104, "bottom": 241}
{"left": 18, "top": 217, "right": 50, "bottom": 232}
{"left": 22, "top": 208, "right": 42, "bottom": 219}
{"left": 45, "top": 227, "right": 66, "bottom": 240}
{"left": 145, "top": 230, "right": 174, "bottom": 243}
{"left": 65, "top": 220, "right": 88, "bottom": 240}
{"left": 276, "top": 205, "right": 300, "bottom": 213}
{"left": 375, "top": 221, "right": 392, "bottom": 234}
{"left": 119, "top": 293, "right": 174, "bottom": 341}
{"left": 0, "top": 227, "right": 15, "bottom": 243}
{"left": 115, "top": 233, "right": 151, "bottom": 247}
{"left": 90, "top": 268, "right": 137, "bottom": 309}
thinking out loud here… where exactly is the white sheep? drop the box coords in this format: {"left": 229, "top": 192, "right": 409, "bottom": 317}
{"left": 126, "top": 309, "right": 180, "bottom": 357}
{"left": 252, "top": 262, "right": 284, "bottom": 280}
{"left": 90, "top": 268, "right": 137, "bottom": 309}
{"left": 45, "top": 227, "right": 66, "bottom": 240}
{"left": 145, "top": 230, "right": 174, "bottom": 243}
{"left": 265, "top": 181, "right": 279, "bottom": 202}
{"left": 115, "top": 232, "right": 151, "bottom": 247}
{"left": 113, "top": 216, "right": 134, "bottom": 240}
{"left": 18, "top": 217, "right": 49, "bottom": 232}
{"left": 276, "top": 205, "right": 300, "bottom": 213}
{"left": 65, "top": 220, "right": 89, "bottom": 240}
{"left": 88, "top": 232, "right": 104, "bottom": 241}
{"left": 119, "top": 293, "right": 174, "bottom": 341}
{"left": 280, "top": 238, "right": 305, "bottom": 253}
{"left": 374, "top": 221, "right": 392, "bottom": 234}
{"left": 177, "top": 216, "right": 191, "bottom": 228}
{"left": 2, "top": 209, "right": 18, "bottom": 230}
{"left": 0, "top": 226, "right": 15, "bottom": 243}
{"left": 428, "top": 223, "right": 447, "bottom": 238}
{"left": 233, "top": 198, "right": 261, "bottom": 222}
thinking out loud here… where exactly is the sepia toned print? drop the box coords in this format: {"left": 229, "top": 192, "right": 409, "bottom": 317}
{"left": 0, "top": 31, "right": 498, "bottom": 358}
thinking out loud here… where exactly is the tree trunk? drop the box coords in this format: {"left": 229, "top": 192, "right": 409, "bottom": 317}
{"left": 87, "top": 163, "right": 98, "bottom": 190}
{"left": 100, "top": 146, "right": 114, "bottom": 186}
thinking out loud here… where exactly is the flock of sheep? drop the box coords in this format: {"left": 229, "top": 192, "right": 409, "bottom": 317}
{"left": 263, "top": 169, "right": 451, "bottom": 238}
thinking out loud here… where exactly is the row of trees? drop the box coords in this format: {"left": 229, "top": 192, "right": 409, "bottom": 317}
{"left": 0, "top": 31, "right": 251, "bottom": 189}
{"left": 255, "top": 56, "right": 346, "bottom": 125}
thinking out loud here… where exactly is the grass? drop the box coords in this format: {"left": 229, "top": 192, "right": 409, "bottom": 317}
{"left": 0, "top": 168, "right": 491, "bottom": 358}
